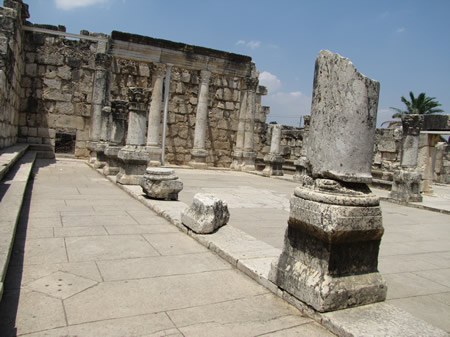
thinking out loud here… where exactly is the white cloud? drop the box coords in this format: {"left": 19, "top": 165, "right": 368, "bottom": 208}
{"left": 396, "top": 27, "right": 406, "bottom": 33}
{"left": 55, "top": 0, "right": 108, "bottom": 10}
{"left": 263, "top": 91, "right": 311, "bottom": 127}
{"left": 259, "top": 71, "right": 281, "bottom": 94}
{"left": 235, "top": 39, "right": 261, "bottom": 49}
{"left": 247, "top": 40, "right": 261, "bottom": 49}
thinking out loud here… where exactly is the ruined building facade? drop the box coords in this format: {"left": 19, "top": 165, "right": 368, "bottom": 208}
{"left": 0, "top": 0, "right": 269, "bottom": 168}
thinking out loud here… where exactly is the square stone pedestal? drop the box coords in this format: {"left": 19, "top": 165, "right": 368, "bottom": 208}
{"left": 103, "top": 145, "right": 122, "bottom": 176}
{"left": 269, "top": 180, "right": 387, "bottom": 312}
{"left": 230, "top": 151, "right": 243, "bottom": 170}
{"left": 262, "top": 153, "right": 284, "bottom": 177}
{"left": 117, "top": 145, "right": 149, "bottom": 185}
{"left": 241, "top": 151, "right": 256, "bottom": 172}
{"left": 389, "top": 168, "right": 422, "bottom": 202}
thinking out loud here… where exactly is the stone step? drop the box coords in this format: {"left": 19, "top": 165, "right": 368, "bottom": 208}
{"left": 28, "top": 144, "right": 55, "bottom": 159}
{"left": 0, "top": 150, "right": 36, "bottom": 300}
{"left": 0, "top": 143, "right": 29, "bottom": 182}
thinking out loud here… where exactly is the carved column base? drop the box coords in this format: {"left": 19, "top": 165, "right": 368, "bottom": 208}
{"left": 189, "top": 149, "right": 208, "bottom": 169}
{"left": 146, "top": 146, "right": 162, "bottom": 167}
{"left": 241, "top": 151, "right": 256, "bottom": 172}
{"left": 103, "top": 145, "right": 122, "bottom": 176}
{"left": 389, "top": 168, "right": 422, "bottom": 202}
{"left": 262, "top": 153, "right": 284, "bottom": 177}
{"left": 269, "top": 179, "right": 387, "bottom": 312}
{"left": 93, "top": 141, "right": 108, "bottom": 169}
{"left": 140, "top": 168, "right": 183, "bottom": 201}
{"left": 230, "top": 151, "right": 243, "bottom": 170}
{"left": 117, "top": 145, "right": 149, "bottom": 185}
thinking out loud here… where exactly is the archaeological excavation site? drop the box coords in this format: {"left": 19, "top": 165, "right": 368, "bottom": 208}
{"left": 0, "top": 0, "right": 449, "bottom": 336}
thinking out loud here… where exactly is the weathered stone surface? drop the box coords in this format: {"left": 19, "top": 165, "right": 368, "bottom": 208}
{"left": 181, "top": 193, "right": 230, "bottom": 234}
{"left": 140, "top": 168, "right": 183, "bottom": 200}
{"left": 307, "top": 50, "right": 379, "bottom": 183}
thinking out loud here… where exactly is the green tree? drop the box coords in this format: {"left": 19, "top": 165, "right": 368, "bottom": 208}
{"left": 391, "top": 92, "right": 444, "bottom": 118}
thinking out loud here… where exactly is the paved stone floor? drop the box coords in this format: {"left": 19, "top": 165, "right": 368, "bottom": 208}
{"left": 175, "top": 168, "right": 450, "bottom": 333}
{"left": 0, "top": 159, "right": 335, "bottom": 337}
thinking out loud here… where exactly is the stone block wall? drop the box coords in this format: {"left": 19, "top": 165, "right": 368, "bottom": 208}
{"left": 18, "top": 26, "right": 100, "bottom": 157}
{"left": 434, "top": 142, "right": 450, "bottom": 184}
{"left": 372, "top": 128, "right": 402, "bottom": 180}
{"left": 0, "top": 0, "right": 28, "bottom": 149}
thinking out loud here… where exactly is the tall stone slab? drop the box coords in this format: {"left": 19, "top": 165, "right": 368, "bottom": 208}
{"left": 241, "top": 75, "right": 258, "bottom": 172}
{"left": 117, "top": 87, "right": 151, "bottom": 185}
{"left": 103, "top": 100, "right": 128, "bottom": 176}
{"left": 146, "top": 64, "right": 166, "bottom": 167}
{"left": 270, "top": 50, "right": 387, "bottom": 312}
{"left": 263, "top": 124, "right": 284, "bottom": 177}
{"left": 190, "top": 70, "right": 211, "bottom": 168}
{"left": 390, "top": 114, "right": 423, "bottom": 202}
{"left": 307, "top": 50, "right": 379, "bottom": 183}
{"left": 87, "top": 48, "right": 111, "bottom": 168}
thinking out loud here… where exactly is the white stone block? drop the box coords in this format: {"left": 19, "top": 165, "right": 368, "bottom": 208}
{"left": 181, "top": 193, "right": 230, "bottom": 234}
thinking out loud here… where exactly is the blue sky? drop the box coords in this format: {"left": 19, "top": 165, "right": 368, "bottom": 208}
{"left": 26, "top": 0, "right": 449, "bottom": 127}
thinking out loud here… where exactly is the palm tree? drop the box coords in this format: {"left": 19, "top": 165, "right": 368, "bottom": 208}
{"left": 391, "top": 92, "right": 444, "bottom": 118}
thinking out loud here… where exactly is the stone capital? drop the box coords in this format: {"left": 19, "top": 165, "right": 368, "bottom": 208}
{"left": 245, "top": 77, "right": 259, "bottom": 91}
{"left": 127, "top": 87, "right": 151, "bottom": 112}
{"left": 401, "top": 114, "right": 424, "bottom": 136}
{"left": 111, "top": 100, "right": 129, "bottom": 120}
{"left": 152, "top": 64, "right": 166, "bottom": 77}
{"left": 95, "top": 53, "right": 112, "bottom": 69}
{"left": 199, "top": 70, "right": 212, "bottom": 84}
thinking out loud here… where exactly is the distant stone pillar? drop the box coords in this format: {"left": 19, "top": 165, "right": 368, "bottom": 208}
{"left": 241, "top": 76, "right": 258, "bottom": 171}
{"left": 270, "top": 50, "right": 387, "bottom": 312}
{"left": 190, "top": 70, "right": 211, "bottom": 168}
{"left": 230, "top": 88, "right": 247, "bottom": 170}
{"left": 103, "top": 100, "right": 128, "bottom": 176}
{"left": 293, "top": 115, "right": 311, "bottom": 181}
{"left": 390, "top": 114, "right": 423, "bottom": 202}
{"left": 87, "top": 50, "right": 111, "bottom": 168}
{"left": 146, "top": 64, "right": 166, "bottom": 167}
{"left": 263, "top": 124, "right": 284, "bottom": 176}
{"left": 117, "top": 87, "right": 151, "bottom": 185}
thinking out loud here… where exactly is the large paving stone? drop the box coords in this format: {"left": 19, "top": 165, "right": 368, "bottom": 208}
{"left": 97, "top": 253, "right": 231, "bottom": 281}
{"left": 65, "top": 235, "right": 159, "bottom": 262}
{"left": 105, "top": 224, "right": 178, "bottom": 235}
{"left": 10, "top": 238, "right": 68, "bottom": 265}
{"left": 64, "top": 269, "right": 268, "bottom": 325}
{"left": 62, "top": 214, "right": 138, "bottom": 227}
{"left": 142, "top": 232, "right": 208, "bottom": 256}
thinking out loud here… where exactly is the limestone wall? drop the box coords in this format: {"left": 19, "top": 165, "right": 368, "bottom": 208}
{"left": 372, "top": 128, "right": 402, "bottom": 180}
{"left": 18, "top": 26, "right": 100, "bottom": 157}
{"left": 434, "top": 142, "right": 450, "bottom": 184}
{"left": 0, "top": 0, "right": 28, "bottom": 149}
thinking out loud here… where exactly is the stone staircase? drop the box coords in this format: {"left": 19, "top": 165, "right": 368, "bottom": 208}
{"left": 0, "top": 144, "right": 37, "bottom": 300}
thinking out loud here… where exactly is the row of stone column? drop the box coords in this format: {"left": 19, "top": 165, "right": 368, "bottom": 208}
{"left": 87, "top": 51, "right": 261, "bottom": 183}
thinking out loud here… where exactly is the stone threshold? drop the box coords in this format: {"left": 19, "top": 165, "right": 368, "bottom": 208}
{"left": 87, "top": 162, "right": 447, "bottom": 337}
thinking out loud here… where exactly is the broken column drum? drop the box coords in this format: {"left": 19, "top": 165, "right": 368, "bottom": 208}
{"left": 87, "top": 50, "right": 111, "bottom": 168}
{"left": 146, "top": 64, "right": 166, "bottom": 167}
{"left": 140, "top": 167, "right": 183, "bottom": 201}
{"left": 263, "top": 124, "right": 285, "bottom": 177}
{"left": 117, "top": 87, "right": 151, "bottom": 185}
{"left": 389, "top": 114, "right": 423, "bottom": 202}
{"left": 270, "top": 50, "right": 387, "bottom": 312}
{"left": 190, "top": 70, "right": 212, "bottom": 168}
{"left": 103, "top": 100, "right": 128, "bottom": 176}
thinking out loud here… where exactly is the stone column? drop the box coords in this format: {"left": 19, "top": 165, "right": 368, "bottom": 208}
{"left": 230, "top": 87, "right": 247, "bottom": 170}
{"left": 389, "top": 114, "right": 423, "bottom": 202}
{"left": 241, "top": 76, "right": 258, "bottom": 171}
{"left": 146, "top": 64, "right": 166, "bottom": 167}
{"left": 262, "top": 124, "right": 284, "bottom": 176}
{"left": 87, "top": 46, "right": 111, "bottom": 168}
{"left": 117, "top": 87, "right": 151, "bottom": 185}
{"left": 103, "top": 100, "right": 128, "bottom": 176}
{"left": 189, "top": 70, "right": 211, "bottom": 168}
{"left": 294, "top": 115, "right": 311, "bottom": 181}
{"left": 269, "top": 50, "right": 387, "bottom": 312}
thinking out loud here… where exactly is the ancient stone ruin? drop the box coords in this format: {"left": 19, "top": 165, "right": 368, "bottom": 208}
{"left": 269, "top": 50, "right": 387, "bottom": 312}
